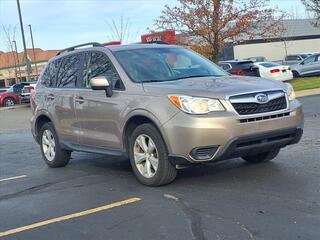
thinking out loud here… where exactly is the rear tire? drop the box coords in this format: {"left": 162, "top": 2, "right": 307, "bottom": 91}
{"left": 40, "top": 122, "right": 70, "bottom": 168}
{"left": 242, "top": 149, "right": 280, "bottom": 163}
{"left": 129, "top": 123, "right": 177, "bottom": 186}
{"left": 3, "top": 97, "right": 16, "bottom": 107}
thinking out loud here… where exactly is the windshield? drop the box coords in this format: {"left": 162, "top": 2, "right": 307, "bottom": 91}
{"left": 114, "top": 47, "right": 227, "bottom": 83}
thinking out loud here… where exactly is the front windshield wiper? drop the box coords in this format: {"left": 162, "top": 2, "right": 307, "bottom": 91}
{"left": 141, "top": 79, "right": 166, "bottom": 83}
{"left": 169, "top": 75, "right": 223, "bottom": 81}
{"left": 141, "top": 75, "right": 224, "bottom": 83}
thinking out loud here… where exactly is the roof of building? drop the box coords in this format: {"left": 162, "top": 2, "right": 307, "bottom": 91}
{"left": 282, "top": 19, "right": 320, "bottom": 38}
{"left": 0, "top": 48, "right": 59, "bottom": 69}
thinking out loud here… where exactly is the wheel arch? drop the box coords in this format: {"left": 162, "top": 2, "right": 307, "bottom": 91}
{"left": 35, "top": 114, "right": 53, "bottom": 142}
{"left": 122, "top": 112, "right": 166, "bottom": 155}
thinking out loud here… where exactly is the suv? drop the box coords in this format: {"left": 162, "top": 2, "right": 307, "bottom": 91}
{"left": 290, "top": 53, "right": 320, "bottom": 78}
{"left": 219, "top": 60, "right": 260, "bottom": 77}
{"left": 31, "top": 43, "right": 303, "bottom": 186}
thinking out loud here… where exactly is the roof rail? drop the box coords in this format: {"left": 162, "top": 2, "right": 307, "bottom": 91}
{"left": 55, "top": 42, "right": 103, "bottom": 56}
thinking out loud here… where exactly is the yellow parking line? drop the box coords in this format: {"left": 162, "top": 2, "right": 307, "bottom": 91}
{"left": 0, "top": 197, "right": 141, "bottom": 238}
{"left": 0, "top": 175, "right": 27, "bottom": 182}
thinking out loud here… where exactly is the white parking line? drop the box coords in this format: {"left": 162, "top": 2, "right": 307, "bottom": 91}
{"left": 0, "top": 175, "right": 27, "bottom": 182}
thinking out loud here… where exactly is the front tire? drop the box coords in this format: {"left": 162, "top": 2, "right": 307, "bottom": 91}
{"left": 40, "top": 122, "right": 70, "bottom": 167}
{"left": 129, "top": 123, "right": 177, "bottom": 186}
{"left": 242, "top": 149, "right": 280, "bottom": 163}
{"left": 3, "top": 97, "right": 16, "bottom": 107}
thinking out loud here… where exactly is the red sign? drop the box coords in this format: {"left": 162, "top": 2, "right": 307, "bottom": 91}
{"left": 141, "top": 31, "right": 176, "bottom": 44}
{"left": 102, "top": 41, "right": 121, "bottom": 46}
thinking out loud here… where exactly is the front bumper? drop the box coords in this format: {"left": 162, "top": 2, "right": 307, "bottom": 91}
{"left": 161, "top": 100, "right": 303, "bottom": 164}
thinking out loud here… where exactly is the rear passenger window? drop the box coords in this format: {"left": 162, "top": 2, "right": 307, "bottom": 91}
{"left": 41, "top": 60, "right": 60, "bottom": 87}
{"left": 56, "top": 53, "right": 83, "bottom": 88}
{"left": 83, "top": 52, "right": 124, "bottom": 90}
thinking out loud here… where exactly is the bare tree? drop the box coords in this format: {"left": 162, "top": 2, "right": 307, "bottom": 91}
{"left": 105, "top": 16, "right": 132, "bottom": 43}
{"left": 154, "top": 0, "right": 285, "bottom": 62}
{"left": 1, "top": 25, "right": 19, "bottom": 82}
{"left": 302, "top": 0, "right": 320, "bottom": 26}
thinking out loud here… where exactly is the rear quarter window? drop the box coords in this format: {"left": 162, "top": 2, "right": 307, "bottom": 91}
{"left": 40, "top": 60, "right": 60, "bottom": 87}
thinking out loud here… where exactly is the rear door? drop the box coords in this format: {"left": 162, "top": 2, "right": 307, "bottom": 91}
{"left": 75, "top": 50, "right": 128, "bottom": 151}
{"left": 48, "top": 53, "right": 84, "bottom": 145}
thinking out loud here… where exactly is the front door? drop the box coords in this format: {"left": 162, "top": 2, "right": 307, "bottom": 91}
{"left": 75, "top": 51, "right": 128, "bottom": 151}
{"left": 300, "top": 55, "right": 317, "bottom": 75}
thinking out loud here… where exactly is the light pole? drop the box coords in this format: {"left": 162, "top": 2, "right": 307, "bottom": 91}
{"left": 12, "top": 40, "right": 22, "bottom": 82}
{"left": 16, "top": 0, "right": 31, "bottom": 81}
{"left": 28, "top": 24, "right": 38, "bottom": 76}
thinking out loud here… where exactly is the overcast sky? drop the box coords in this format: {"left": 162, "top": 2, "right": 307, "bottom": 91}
{"left": 0, "top": 0, "right": 309, "bottom": 52}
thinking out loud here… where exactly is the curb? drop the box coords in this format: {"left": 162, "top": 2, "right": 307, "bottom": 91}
{"left": 0, "top": 104, "right": 30, "bottom": 111}
{"left": 296, "top": 88, "right": 320, "bottom": 98}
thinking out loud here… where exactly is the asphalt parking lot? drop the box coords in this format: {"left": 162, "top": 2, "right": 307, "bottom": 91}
{"left": 0, "top": 95, "right": 319, "bottom": 240}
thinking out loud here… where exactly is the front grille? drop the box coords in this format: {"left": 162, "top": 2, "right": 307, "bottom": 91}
{"left": 232, "top": 96, "right": 287, "bottom": 115}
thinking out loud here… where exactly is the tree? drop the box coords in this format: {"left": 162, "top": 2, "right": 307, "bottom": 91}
{"left": 302, "top": 0, "right": 320, "bottom": 27}
{"left": 154, "top": 0, "right": 285, "bottom": 62}
{"left": 1, "top": 25, "right": 19, "bottom": 82}
{"left": 105, "top": 16, "right": 132, "bottom": 43}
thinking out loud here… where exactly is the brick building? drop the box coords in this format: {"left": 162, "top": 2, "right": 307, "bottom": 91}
{"left": 0, "top": 48, "right": 58, "bottom": 87}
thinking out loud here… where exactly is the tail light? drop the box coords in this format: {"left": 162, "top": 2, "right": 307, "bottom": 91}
{"left": 30, "top": 88, "right": 36, "bottom": 113}
{"left": 270, "top": 69, "right": 280, "bottom": 74}
{"left": 231, "top": 70, "right": 244, "bottom": 75}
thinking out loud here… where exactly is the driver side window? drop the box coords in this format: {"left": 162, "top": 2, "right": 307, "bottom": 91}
{"left": 82, "top": 51, "right": 124, "bottom": 90}
{"left": 302, "top": 55, "right": 316, "bottom": 65}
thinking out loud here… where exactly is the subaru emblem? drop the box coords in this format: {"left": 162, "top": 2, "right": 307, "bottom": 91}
{"left": 255, "top": 93, "right": 268, "bottom": 103}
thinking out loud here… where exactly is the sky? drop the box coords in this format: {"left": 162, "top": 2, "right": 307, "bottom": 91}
{"left": 0, "top": 0, "right": 309, "bottom": 52}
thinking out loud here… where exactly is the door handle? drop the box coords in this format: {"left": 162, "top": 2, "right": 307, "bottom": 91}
{"left": 47, "top": 94, "right": 55, "bottom": 100}
{"left": 75, "top": 96, "right": 85, "bottom": 104}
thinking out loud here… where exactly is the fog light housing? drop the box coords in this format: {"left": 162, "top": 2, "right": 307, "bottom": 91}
{"left": 190, "top": 146, "right": 219, "bottom": 161}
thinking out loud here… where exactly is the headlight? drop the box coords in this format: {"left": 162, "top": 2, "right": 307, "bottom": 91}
{"left": 286, "top": 83, "right": 296, "bottom": 101}
{"left": 168, "top": 95, "right": 225, "bottom": 114}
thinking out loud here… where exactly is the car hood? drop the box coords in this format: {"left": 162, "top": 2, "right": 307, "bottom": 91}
{"left": 0, "top": 91, "right": 7, "bottom": 96}
{"left": 142, "top": 76, "right": 287, "bottom": 99}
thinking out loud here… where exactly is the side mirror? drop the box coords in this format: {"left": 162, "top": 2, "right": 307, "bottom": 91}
{"left": 90, "top": 76, "right": 113, "bottom": 97}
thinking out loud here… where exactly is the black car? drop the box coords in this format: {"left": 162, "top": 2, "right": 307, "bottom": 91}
{"left": 219, "top": 60, "right": 260, "bottom": 77}
{"left": 8, "top": 81, "right": 37, "bottom": 103}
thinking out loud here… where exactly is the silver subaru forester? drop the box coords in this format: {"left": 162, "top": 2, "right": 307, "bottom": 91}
{"left": 31, "top": 43, "right": 303, "bottom": 186}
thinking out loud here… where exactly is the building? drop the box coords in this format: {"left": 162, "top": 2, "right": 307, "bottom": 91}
{"left": 233, "top": 19, "right": 320, "bottom": 61}
{"left": 0, "top": 48, "right": 59, "bottom": 88}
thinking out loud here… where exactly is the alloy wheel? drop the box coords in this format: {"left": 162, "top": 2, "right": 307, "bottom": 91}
{"left": 42, "top": 129, "right": 56, "bottom": 162}
{"left": 133, "top": 134, "right": 159, "bottom": 178}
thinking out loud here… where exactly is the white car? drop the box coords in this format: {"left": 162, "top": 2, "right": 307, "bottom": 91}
{"left": 254, "top": 62, "right": 293, "bottom": 81}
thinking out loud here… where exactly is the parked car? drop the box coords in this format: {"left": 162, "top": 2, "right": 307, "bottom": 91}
{"left": 254, "top": 62, "right": 293, "bottom": 81}
{"left": 8, "top": 81, "right": 37, "bottom": 103}
{"left": 219, "top": 60, "right": 260, "bottom": 77}
{"left": 283, "top": 54, "right": 311, "bottom": 66}
{"left": 0, "top": 89, "right": 21, "bottom": 107}
{"left": 291, "top": 53, "right": 320, "bottom": 78}
{"left": 31, "top": 42, "right": 303, "bottom": 186}
{"left": 21, "top": 85, "right": 35, "bottom": 103}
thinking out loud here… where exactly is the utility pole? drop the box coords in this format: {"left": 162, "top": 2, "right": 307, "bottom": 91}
{"left": 12, "top": 40, "right": 22, "bottom": 82}
{"left": 28, "top": 24, "right": 38, "bottom": 76}
{"left": 16, "top": 0, "right": 31, "bottom": 81}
